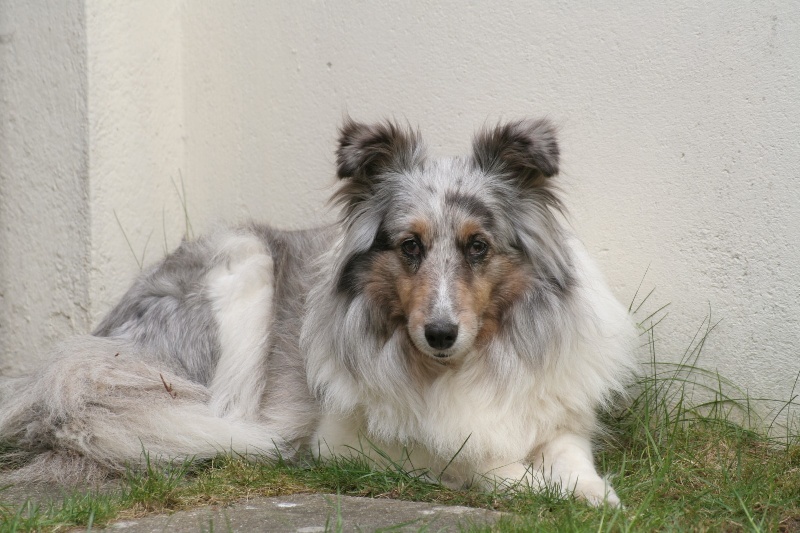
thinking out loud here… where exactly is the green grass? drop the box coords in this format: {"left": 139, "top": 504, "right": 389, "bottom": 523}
{"left": 1, "top": 310, "right": 798, "bottom": 532}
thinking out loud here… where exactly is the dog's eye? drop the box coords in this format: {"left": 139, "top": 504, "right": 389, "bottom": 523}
{"left": 467, "top": 239, "right": 488, "bottom": 258}
{"left": 401, "top": 238, "right": 422, "bottom": 258}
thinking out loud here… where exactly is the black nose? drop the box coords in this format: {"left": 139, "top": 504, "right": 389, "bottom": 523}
{"left": 424, "top": 322, "right": 459, "bottom": 350}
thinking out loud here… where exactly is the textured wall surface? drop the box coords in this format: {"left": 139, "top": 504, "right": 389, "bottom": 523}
{"left": 85, "top": 1, "right": 186, "bottom": 324}
{"left": 1, "top": 2, "right": 798, "bottom": 404}
{"left": 0, "top": 1, "right": 91, "bottom": 371}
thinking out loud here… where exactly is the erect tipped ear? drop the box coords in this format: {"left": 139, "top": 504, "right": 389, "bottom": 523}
{"left": 471, "top": 118, "right": 559, "bottom": 188}
{"left": 336, "top": 118, "right": 425, "bottom": 180}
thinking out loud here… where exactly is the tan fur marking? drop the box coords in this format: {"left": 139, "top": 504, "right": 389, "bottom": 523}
{"left": 462, "top": 254, "right": 534, "bottom": 347}
{"left": 408, "top": 220, "right": 433, "bottom": 243}
{"left": 457, "top": 221, "right": 486, "bottom": 244}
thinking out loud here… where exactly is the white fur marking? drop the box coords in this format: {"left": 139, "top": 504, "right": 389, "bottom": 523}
{"left": 207, "top": 234, "right": 274, "bottom": 419}
{"left": 433, "top": 274, "right": 454, "bottom": 318}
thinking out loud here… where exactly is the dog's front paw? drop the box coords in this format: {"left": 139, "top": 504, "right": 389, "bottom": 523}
{"left": 574, "top": 476, "right": 621, "bottom": 507}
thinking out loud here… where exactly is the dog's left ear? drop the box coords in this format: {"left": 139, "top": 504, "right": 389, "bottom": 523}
{"left": 471, "top": 118, "right": 559, "bottom": 189}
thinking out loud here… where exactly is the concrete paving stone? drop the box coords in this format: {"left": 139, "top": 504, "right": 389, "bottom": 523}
{"left": 101, "top": 493, "right": 503, "bottom": 532}
{"left": 0, "top": 481, "right": 123, "bottom": 508}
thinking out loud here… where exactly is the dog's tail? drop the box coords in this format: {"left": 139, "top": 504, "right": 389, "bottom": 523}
{"left": 0, "top": 336, "right": 285, "bottom": 484}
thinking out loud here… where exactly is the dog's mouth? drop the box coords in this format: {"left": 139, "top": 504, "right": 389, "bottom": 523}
{"left": 433, "top": 353, "right": 450, "bottom": 359}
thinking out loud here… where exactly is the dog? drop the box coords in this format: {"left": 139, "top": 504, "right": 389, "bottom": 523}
{"left": 0, "top": 117, "right": 635, "bottom": 506}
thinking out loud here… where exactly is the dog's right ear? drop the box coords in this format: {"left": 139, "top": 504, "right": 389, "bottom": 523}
{"left": 336, "top": 118, "right": 425, "bottom": 181}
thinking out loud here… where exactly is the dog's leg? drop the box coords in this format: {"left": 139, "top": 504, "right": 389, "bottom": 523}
{"left": 206, "top": 234, "right": 274, "bottom": 420}
{"left": 529, "top": 433, "right": 620, "bottom": 507}
{"left": 473, "top": 433, "right": 619, "bottom": 506}
{"left": 311, "top": 412, "right": 370, "bottom": 459}
{"left": 312, "top": 413, "right": 438, "bottom": 479}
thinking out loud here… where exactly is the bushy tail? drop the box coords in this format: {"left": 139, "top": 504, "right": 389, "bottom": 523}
{"left": 0, "top": 336, "right": 285, "bottom": 483}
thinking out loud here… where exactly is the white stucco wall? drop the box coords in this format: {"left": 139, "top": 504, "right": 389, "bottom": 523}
{"left": 0, "top": 1, "right": 91, "bottom": 372}
{"left": 85, "top": 1, "right": 186, "bottom": 325}
{"left": 1, "top": 2, "right": 798, "bottom": 405}
{"left": 0, "top": 1, "right": 188, "bottom": 369}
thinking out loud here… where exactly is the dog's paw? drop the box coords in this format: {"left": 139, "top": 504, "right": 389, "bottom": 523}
{"left": 574, "top": 476, "right": 621, "bottom": 507}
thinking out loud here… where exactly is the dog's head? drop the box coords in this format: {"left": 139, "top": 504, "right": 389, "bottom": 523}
{"left": 332, "top": 118, "right": 569, "bottom": 362}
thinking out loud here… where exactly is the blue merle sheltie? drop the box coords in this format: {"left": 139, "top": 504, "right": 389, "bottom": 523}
{"left": 0, "top": 117, "right": 635, "bottom": 506}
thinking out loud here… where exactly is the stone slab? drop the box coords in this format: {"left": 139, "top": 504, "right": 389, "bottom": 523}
{"left": 103, "top": 493, "right": 502, "bottom": 532}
